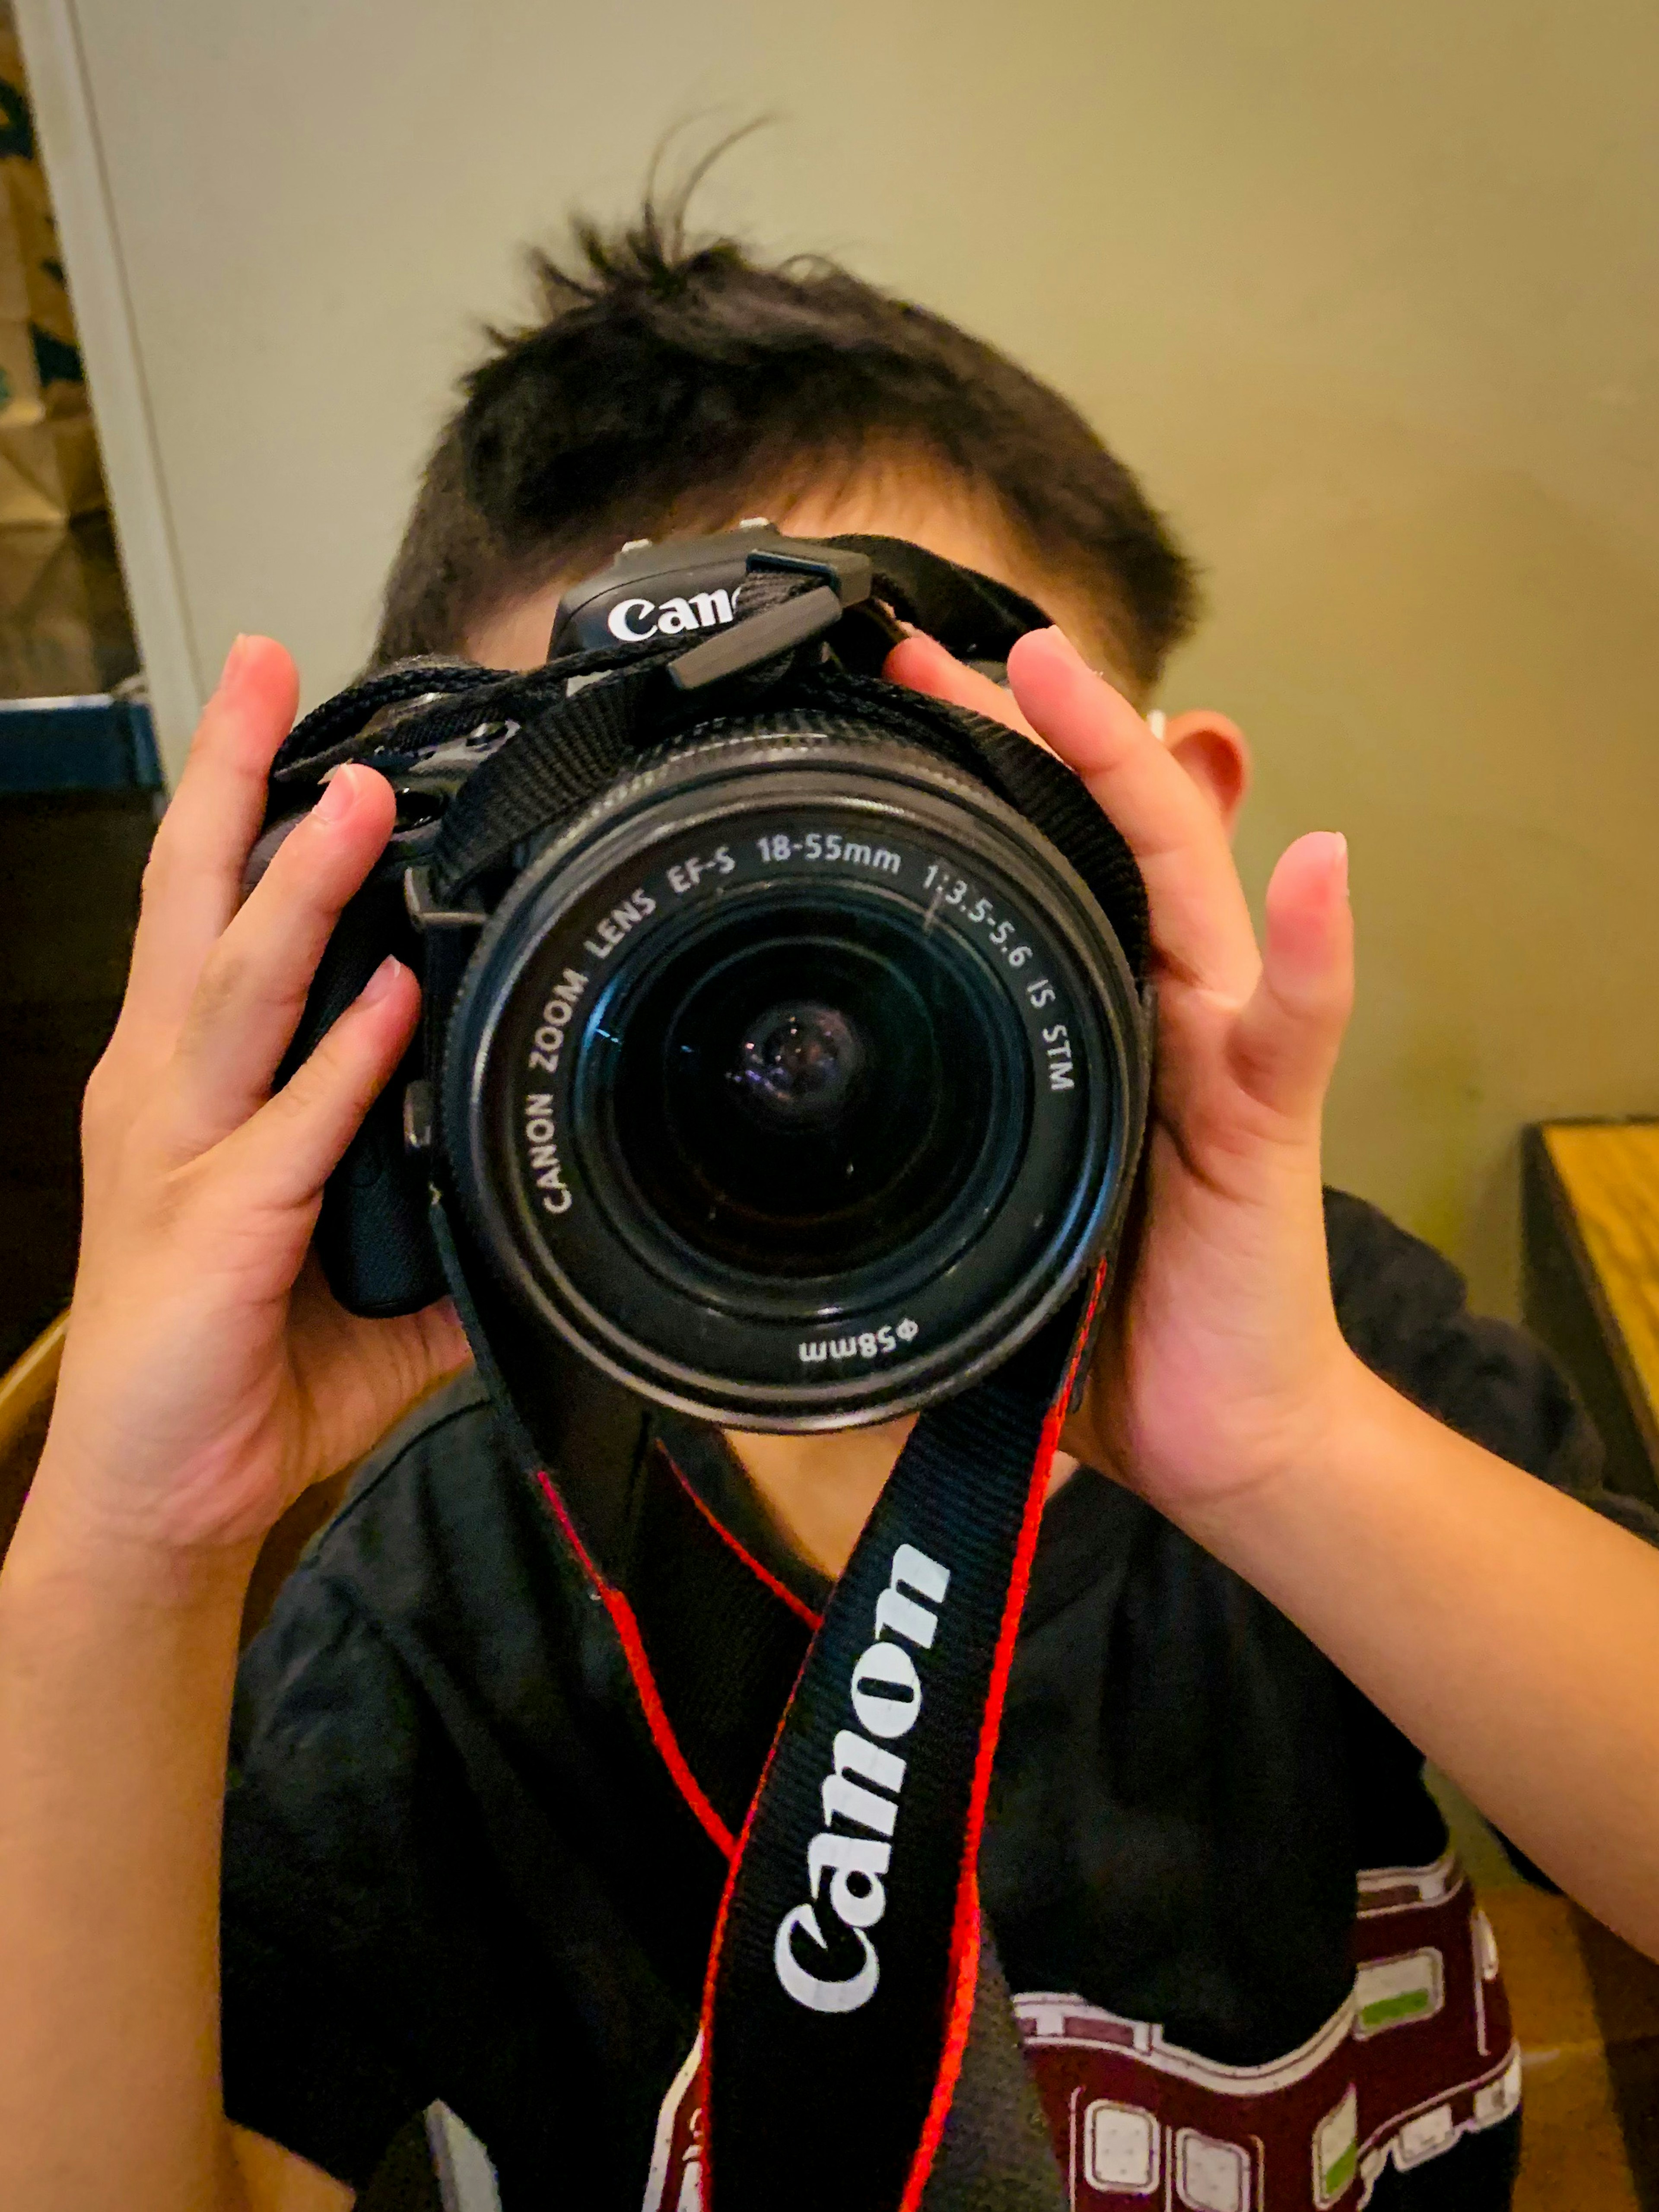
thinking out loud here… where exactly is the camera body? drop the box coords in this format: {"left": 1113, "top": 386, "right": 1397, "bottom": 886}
{"left": 268, "top": 528, "right": 1153, "bottom": 1430}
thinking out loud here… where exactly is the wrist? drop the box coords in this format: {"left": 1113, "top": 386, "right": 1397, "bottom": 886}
{"left": 1173, "top": 1348, "right": 1394, "bottom": 1569}
{"left": 7, "top": 1445, "right": 261, "bottom": 1620}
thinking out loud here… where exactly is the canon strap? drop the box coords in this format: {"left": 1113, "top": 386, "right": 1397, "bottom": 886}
{"left": 695, "top": 1287, "right": 1101, "bottom": 2212}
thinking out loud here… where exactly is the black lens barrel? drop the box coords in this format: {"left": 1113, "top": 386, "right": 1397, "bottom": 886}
{"left": 442, "top": 729, "right": 1147, "bottom": 1431}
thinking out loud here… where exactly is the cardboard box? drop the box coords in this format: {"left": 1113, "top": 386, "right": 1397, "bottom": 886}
{"left": 0, "top": 156, "right": 76, "bottom": 345}
{"left": 0, "top": 309, "right": 35, "bottom": 422}
{"left": 1, "top": 525, "right": 95, "bottom": 696}
{"left": 0, "top": 313, "right": 85, "bottom": 426}
{"left": 0, "top": 409, "right": 105, "bottom": 523}
{"left": 0, "top": 19, "right": 37, "bottom": 168}
{"left": 0, "top": 29, "right": 78, "bottom": 345}
{"left": 1480, "top": 1885, "right": 1659, "bottom": 2211}
{"left": 0, "top": 28, "right": 96, "bottom": 509}
{"left": 0, "top": 517, "right": 136, "bottom": 698}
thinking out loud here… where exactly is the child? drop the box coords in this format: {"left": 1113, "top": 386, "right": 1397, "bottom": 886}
{"left": 4, "top": 199, "right": 1652, "bottom": 2212}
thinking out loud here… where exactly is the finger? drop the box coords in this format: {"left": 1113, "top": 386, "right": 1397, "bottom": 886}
{"left": 884, "top": 632, "right": 1044, "bottom": 744}
{"left": 1003, "top": 629, "right": 1260, "bottom": 998}
{"left": 121, "top": 637, "right": 301, "bottom": 1047}
{"left": 216, "top": 955, "right": 422, "bottom": 1210}
{"left": 1226, "top": 833, "right": 1354, "bottom": 1126}
{"left": 168, "top": 765, "right": 399, "bottom": 1148}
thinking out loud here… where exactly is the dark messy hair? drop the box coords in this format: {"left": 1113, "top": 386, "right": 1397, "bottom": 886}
{"left": 374, "top": 187, "right": 1199, "bottom": 690}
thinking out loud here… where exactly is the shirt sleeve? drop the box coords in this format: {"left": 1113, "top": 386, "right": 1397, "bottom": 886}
{"left": 1324, "top": 1187, "right": 1659, "bottom": 1542}
{"left": 220, "top": 1567, "right": 433, "bottom": 2187}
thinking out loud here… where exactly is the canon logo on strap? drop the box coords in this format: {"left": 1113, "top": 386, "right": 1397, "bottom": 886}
{"left": 772, "top": 1544, "right": 951, "bottom": 2014}
{"left": 605, "top": 588, "right": 737, "bottom": 644}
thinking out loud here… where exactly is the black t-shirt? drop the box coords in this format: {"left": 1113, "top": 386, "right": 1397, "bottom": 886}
{"left": 220, "top": 1193, "right": 1652, "bottom": 2208}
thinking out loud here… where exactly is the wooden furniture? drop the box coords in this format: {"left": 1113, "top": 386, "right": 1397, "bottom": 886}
{"left": 1523, "top": 1121, "right": 1659, "bottom": 1511}
{"left": 1486, "top": 1883, "right": 1659, "bottom": 2212}
{"left": 0, "top": 1308, "right": 66, "bottom": 1563}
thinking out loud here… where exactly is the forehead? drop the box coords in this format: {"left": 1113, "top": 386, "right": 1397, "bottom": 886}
{"left": 463, "top": 474, "right": 1122, "bottom": 679}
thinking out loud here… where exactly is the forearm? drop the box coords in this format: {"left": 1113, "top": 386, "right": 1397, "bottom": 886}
{"left": 0, "top": 1457, "right": 254, "bottom": 2212}
{"left": 1182, "top": 1357, "right": 1659, "bottom": 1953}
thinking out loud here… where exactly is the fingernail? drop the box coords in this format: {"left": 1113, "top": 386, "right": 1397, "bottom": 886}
{"left": 218, "top": 634, "right": 249, "bottom": 690}
{"left": 312, "top": 764, "right": 358, "bottom": 824}
{"left": 1313, "top": 830, "right": 1349, "bottom": 896}
{"left": 359, "top": 954, "right": 403, "bottom": 1006}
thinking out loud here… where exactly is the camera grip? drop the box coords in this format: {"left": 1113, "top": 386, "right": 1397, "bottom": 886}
{"left": 281, "top": 871, "right": 446, "bottom": 1316}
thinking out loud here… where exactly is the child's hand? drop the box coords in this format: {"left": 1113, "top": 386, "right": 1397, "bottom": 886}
{"left": 34, "top": 637, "right": 469, "bottom": 1565}
{"left": 887, "top": 627, "right": 1357, "bottom": 1513}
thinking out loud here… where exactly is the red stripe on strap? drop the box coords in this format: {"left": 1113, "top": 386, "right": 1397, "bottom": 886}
{"left": 658, "top": 1446, "right": 824, "bottom": 1631}
{"left": 533, "top": 1470, "right": 737, "bottom": 1862}
{"left": 896, "top": 1256, "right": 1112, "bottom": 2212}
{"left": 894, "top": 1405, "right": 1057, "bottom": 2212}
{"left": 696, "top": 1639, "right": 811, "bottom": 2209}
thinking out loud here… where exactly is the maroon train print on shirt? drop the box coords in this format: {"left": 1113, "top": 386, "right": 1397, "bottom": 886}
{"left": 643, "top": 1851, "right": 1519, "bottom": 2212}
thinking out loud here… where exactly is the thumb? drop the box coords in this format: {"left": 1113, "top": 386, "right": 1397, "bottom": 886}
{"left": 1226, "top": 832, "right": 1354, "bottom": 1125}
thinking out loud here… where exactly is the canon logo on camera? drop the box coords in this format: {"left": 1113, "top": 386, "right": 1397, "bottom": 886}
{"left": 605, "top": 588, "right": 738, "bottom": 644}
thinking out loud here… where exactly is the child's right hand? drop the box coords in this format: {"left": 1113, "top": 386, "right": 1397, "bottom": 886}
{"left": 32, "top": 637, "right": 469, "bottom": 1567}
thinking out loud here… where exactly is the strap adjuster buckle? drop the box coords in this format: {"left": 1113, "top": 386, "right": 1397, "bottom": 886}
{"left": 403, "top": 864, "right": 486, "bottom": 931}
{"left": 666, "top": 540, "right": 876, "bottom": 696}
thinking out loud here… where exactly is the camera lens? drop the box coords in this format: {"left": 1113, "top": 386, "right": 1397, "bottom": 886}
{"left": 446, "top": 731, "right": 1148, "bottom": 1429}
{"left": 731, "top": 1002, "right": 863, "bottom": 1132}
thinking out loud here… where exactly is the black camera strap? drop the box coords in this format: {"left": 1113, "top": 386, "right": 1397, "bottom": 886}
{"left": 435, "top": 1185, "right": 1100, "bottom": 2212}
{"left": 691, "top": 1282, "right": 1103, "bottom": 2212}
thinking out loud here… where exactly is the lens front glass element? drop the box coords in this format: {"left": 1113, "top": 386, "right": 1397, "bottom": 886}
{"left": 602, "top": 900, "right": 1016, "bottom": 1279}
{"left": 731, "top": 1001, "right": 864, "bottom": 1134}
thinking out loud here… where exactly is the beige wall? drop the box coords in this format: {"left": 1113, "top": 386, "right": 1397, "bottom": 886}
{"left": 29, "top": 0, "right": 1659, "bottom": 1313}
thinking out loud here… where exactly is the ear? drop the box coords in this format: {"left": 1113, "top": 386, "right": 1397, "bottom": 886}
{"left": 1161, "top": 710, "right": 1251, "bottom": 837}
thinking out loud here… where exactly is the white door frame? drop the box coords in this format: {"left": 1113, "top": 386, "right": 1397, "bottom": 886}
{"left": 14, "top": 0, "right": 202, "bottom": 784}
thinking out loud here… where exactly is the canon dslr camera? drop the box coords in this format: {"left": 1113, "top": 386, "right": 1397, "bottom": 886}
{"left": 265, "top": 528, "right": 1152, "bottom": 1430}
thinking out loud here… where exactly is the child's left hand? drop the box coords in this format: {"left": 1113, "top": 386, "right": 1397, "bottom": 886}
{"left": 887, "top": 626, "right": 1360, "bottom": 1516}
